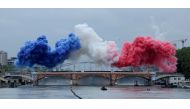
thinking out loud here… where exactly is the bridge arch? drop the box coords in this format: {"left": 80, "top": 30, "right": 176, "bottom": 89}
{"left": 115, "top": 75, "right": 151, "bottom": 81}
{"left": 4, "top": 75, "right": 33, "bottom": 81}
{"left": 75, "top": 73, "right": 111, "bottom": 80}
{"left": 37, "top": 76, "right": 71, "bottom": 85}
{"left": 36, "top": 74, "right": 72, "bottom": 81}
{"left": 77, "top": 75, "right": 110, "bottom": 86}
{"left": 155, "top": 74, "right": 183, "bottom": 81}
{"left": 0, "top": 77, "right": 8, "bottom": 82}
{"left": 115, "top": 76, "right": 150, "bottom": 86}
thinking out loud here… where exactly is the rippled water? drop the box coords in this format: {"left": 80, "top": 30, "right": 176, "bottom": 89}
{"left": 0, "top": 86, "right": 190, "bottom": 99}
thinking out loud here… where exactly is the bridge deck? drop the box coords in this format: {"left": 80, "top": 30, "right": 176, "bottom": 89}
{"left": 36, "top": 71, "right": 151, "bottom": 74}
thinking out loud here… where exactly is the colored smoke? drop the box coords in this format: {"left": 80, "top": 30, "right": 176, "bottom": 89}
{"left": 16, "top": 33, "right": 81, "bottom": 68}
{"left": 16, "top": 23, "right": 177, "bottom": 73}
{"left": 113, "top": 36, "right": 177, "bottom": 73}
{"left": 70, "top": 24, "right": 119, "bottom": 65}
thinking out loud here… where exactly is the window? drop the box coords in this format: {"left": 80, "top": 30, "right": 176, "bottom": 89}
{"left": 174, "top": 78, "right": 176, "bottom": 80}
{"left": 178, "top": 78, "right": 181, "bottom": 80}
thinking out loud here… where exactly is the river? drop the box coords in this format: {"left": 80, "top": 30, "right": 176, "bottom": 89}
{"left": 0, "top": 86, "right": 190, "bottom": 99}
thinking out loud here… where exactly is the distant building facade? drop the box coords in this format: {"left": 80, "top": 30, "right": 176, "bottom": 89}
{"left": 0, "top": 51, "right": 8, "bottom": 65}
{"left": 169, "top": 76, "right": 185, "bottom": 86}
{"left": 8, "top": 57, "right": 17, "bottom": 65}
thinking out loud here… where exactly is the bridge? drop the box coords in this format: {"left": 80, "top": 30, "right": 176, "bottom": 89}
{"left": 3, "top": 72, "right": 33, "bottom": 80}
{"left": 34, "top": 71, "right": 152, "bottom": 86}
{"left": 0, "top": 76, "right": 8, "bottom": 82}
{"left": 32, "top": 61, "right": 154, "bottom": 86}
{"left": 4, "top": 75, "right": 33, "bottom": 81}
{"left": 0, "top": 62, "right": 182, "bottom": 86}
{"left": 1, "top": 72, "right": 33, "bottom": 86}
{"left": 154, "top": 73, "right": 184, "bottom": 80}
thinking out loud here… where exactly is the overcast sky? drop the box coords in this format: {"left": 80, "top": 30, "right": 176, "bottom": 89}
{"left": 0, "top": 9, "right": 190, "bottom": 58}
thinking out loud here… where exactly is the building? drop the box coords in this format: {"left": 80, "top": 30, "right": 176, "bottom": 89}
{"left": 168, "top": 75, "right": 185, "bottom": 86}
{"left": 0, "top": 51, "right": 8, "bottom": 66}
{"left": 8, "top": 57, "right": 17, "bottom": 65}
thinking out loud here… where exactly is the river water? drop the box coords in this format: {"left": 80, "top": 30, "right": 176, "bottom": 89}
{"left": 0, "top": 86, "right": 190, "bottom": 99}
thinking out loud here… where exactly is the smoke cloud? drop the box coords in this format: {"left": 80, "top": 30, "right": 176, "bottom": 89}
{"left": 16, "top": 33, "right": 81, "bottom": 68}
{"left": 70, "top": 23, "right": 119, "bottom": 65}
{"left": 113, "top": 36, "right": 177, "bottom": 73}
{"left": 16, "top": 23, "right": 177, "bottom": 73}
{"left": 151, "top": 16, "right": 167, "bottom": 41}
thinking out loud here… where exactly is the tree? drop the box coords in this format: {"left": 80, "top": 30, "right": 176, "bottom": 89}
{"left": 176, "top": 47, "right": 190, "bottom": 79}
{"left": 0, "top": 64, "right": 2, "bottom": 73}
{"left": 0, "top": 64, "right": 17, "bottom": 72}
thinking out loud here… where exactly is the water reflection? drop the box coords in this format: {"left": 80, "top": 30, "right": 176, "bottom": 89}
{"left": 38, "top": 76, "right": 71, "bottom": 85}
{"left": 78, "top": 76, "right": 110, "bottom": 86}
{"left": 116, "top": 77, "right": 148, "bottom": 86}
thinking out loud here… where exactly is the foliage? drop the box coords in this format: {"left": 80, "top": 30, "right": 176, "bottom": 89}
{"left": 0, "top": 64, "right": 16, "bottom": 72}
{"left": 176, "top": 47, "right": 190, "bottom": 79}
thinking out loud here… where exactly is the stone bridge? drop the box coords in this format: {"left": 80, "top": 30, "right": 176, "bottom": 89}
{"left": 154, "top": 73, "right": 183, "bottom": 80}
{"left": 0, "top": 76, "right": 8, "bottom": 82}
{"left": 34, "top": 71, "right": 152, "bottom": 86}
{"left": 3, "top": 73, "right": 33, "bottom": 84}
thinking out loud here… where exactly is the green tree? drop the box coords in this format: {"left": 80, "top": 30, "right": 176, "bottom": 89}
{"left": 176, "top": 47, "right": 190, "bottom": 79}
{"left": 0, "top": 64, "right": 17, "bottom": 72}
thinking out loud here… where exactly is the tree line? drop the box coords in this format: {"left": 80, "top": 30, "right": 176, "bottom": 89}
{"left": 176, "top": 47, "right": 190, "bottom": 79}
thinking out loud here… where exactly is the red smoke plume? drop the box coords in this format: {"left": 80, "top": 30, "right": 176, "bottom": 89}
{"left": 113, "top": 36, "right": 177, "bottom": 73}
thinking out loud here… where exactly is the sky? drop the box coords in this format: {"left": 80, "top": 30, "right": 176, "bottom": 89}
{"left": 0, "top": 8, "right": 190, "bottom": 58}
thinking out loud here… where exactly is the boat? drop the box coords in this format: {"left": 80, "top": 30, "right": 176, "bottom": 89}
{"left": 101, "top": 86, "right": 107, "bottom": 91}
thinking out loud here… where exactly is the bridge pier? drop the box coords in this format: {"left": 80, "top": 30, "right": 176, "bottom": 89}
{"left": 147, "top": 79, "right": 152, "bottom": 86}
{"left": 34, "top": 80, "right": 39, "bottom": 86}
{"left": 0, "top": 80, "right": 5, "bottom": 87}
{"left": 110, "top": 74, "right": 117, "bottom": 86}
{"left": 109, "top": 79, "right": 116, "bottom": 86}
{"left": 71, "top": 74, "right": 78, "bottom": 86}
{"left": 71, "top": 79, "right": 78, "bottom": 86}
{"left": 109, "top": 76, "right": 116, "bottom": 86}
{"left": 8, "top": 80, "right": 18, "bottom": 88}
{"left": 20, "top": 79, "right": 26, "bottom": 85}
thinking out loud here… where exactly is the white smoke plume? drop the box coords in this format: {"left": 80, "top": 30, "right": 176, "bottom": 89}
{"left": 70, "top": 23, "right": 119, "bottom": 65}
{"left": 150, "top": 16, "right": 167, "bottom": 41}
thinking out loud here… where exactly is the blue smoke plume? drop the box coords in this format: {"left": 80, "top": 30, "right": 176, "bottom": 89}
{"left": 16, "top": 33, "right": 81, "bottom": 68}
